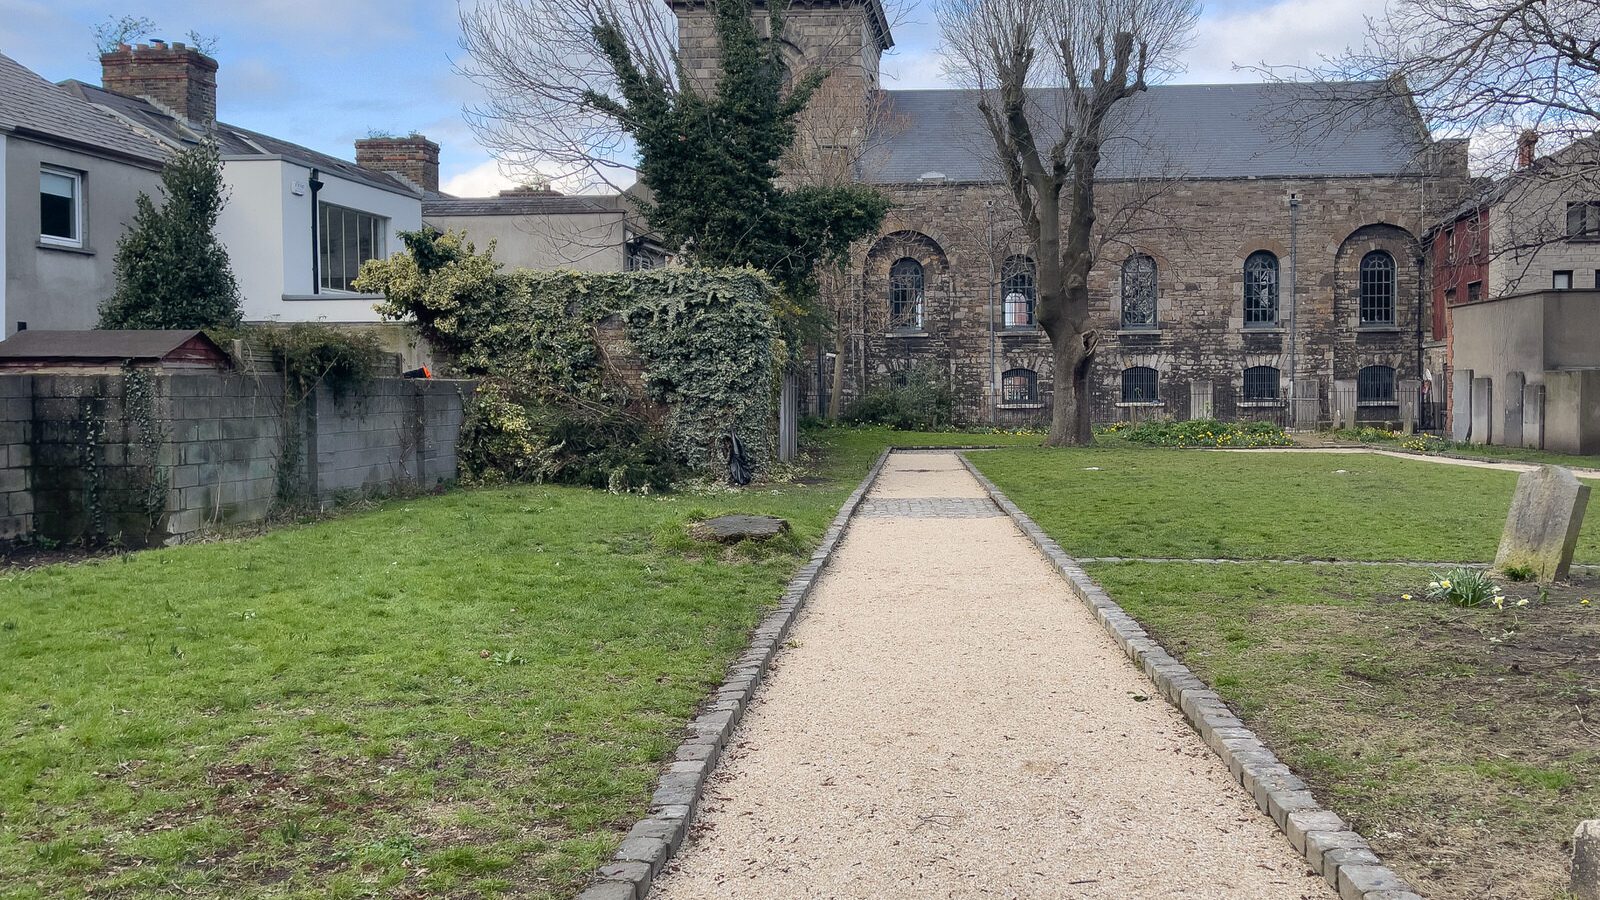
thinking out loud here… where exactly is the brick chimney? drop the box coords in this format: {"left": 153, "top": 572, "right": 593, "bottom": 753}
{"left": 100, "top": 41, "right": 218, "bottom": 127}
{"left": 1516, "top": 129, "right": 1539, "bottom": 169}
{"left": 354, "top": 135, "right": 440, "bottom": 193}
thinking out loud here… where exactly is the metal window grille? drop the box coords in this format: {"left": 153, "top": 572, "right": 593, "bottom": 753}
{"left": 1243, "top": 251, "right": 1279, "bottom": 326}
{"left": 1359, "top": 251, "right": 1396, "bottom": 325}
{"left": 1242, "top": 366, "right": 1280, "bottom": 401}
{"left": 1122, "top": 367, "right": 1159, "bottom": 402}
{"left": 1121, "top": 254, "right": 1157, "bottom": 327}
{"left": 1001, "top": 368, "right": 1037, "bottom": 403}
{"left": 1357, "top": 365, "right": 1396, "bottom": 403}
{"left": 1001, "top": 256, "right": 1035, "bottom": 326}
{"left": 888, "top": 258, "right": 924, "bottom": 329}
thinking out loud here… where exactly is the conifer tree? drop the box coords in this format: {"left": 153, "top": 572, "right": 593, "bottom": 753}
{"left": 99, "top": 141, "right": 243, "bottom": 330}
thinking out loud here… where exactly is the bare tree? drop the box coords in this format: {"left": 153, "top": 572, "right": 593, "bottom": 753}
{"left": 937, "top": 0, "right": 1198, "bottom": 445}
{"left": 1341, "top": 0, "right": 1599, "bottom": 175}
{"left": 460, "top": 0, "right": 905, "bottom": 194}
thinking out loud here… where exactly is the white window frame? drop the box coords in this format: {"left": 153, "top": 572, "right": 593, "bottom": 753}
{"left": 39, "top": 167, "right": 84, "bottom": 248}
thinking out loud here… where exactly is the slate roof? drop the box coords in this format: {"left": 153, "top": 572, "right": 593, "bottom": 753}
{"left": 861, "top": 82, "right": 1432, "bottom": 184}
{"left": 0, "top": 52, "right": 167, "bottom": 165}
{"left": 423, "top": 194, "right": 618, "bottom": 217}
{"left": 60, "top": 80, "right": 420, "bottom": 196}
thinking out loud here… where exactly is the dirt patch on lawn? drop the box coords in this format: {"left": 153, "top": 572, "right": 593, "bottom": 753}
{"left": 1259, "top": 578, "right": 1597, "bottom": 900}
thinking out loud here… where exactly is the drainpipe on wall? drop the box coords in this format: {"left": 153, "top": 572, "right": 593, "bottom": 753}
{"left": 308, "top": 168, "right": 324, "bottom": 295}
{"left": 1288, "top": 193, "right": 1300, "bottom": 415}
{"left": 986, "top": 199, "right": 997, "bottom": 425}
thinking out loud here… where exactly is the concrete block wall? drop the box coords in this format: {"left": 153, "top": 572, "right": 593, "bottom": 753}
{"left": 164, "top": 374, "right": 289, "bottom": 536}
{"left": 0, "top": 372, "right": 472, "bottom": 548}
{"left": 307, "top": 379, "right": 468, "bottom": 502}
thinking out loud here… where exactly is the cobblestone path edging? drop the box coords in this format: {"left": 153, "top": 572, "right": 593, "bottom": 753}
{"left": 956, "top": 452, "right": 1425, "bottom": 900}
{"left": 575, "top": 449, "right": 893, "bottom": 900}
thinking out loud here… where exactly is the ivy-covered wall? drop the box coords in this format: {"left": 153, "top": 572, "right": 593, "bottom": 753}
{"left": 359, "top": 233, "right": 778, "bottom": 477}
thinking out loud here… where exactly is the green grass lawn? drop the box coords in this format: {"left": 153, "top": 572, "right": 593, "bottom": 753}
{"left": 970, "top": 444, "right": 1600, "bottom": 563}
{"left": 0, "top": 426, "right": 1015, "bottom": 900}
{"left": 973, "top": 442, "right": 1600, "bottom": 900}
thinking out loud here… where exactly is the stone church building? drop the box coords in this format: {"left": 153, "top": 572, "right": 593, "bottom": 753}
{"left": 671, "top": 0, "right": 1471, "bottom": 426}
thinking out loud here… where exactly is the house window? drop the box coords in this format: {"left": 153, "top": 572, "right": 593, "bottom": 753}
{"left": 1359, "top": 251, "right": 1396, "bottom": 325}
{"left": 1242, "top": 366, "right": 1280, "bottom": 401}
{"left": 1001, "top": 368, "right": 1037, "bottom": 404}
{"left": 319, "top": 203, "right": 388, "bottom": 292}
{"left": 1467, "top": 281, "right": 1482, "bottom": 302}
{"left": 40, "top": 168, "right": 82, "bottom": 247}
{"left": 888, "top": 257, "right": 924, "bottom": 329}
{"left": 1121, "top": 253, "right": 1158, "bottom": 328}
{"left": 1243, "top": 251, "right": 1279, "bottom": 327}
{"left": 1554, "top": 270, "right": 1574, "bottom": 290}
{"left": 1357, "top": 365, "right": 1396, "bottom": 404}
{"left": 1566, "top": 201, "right": 1600, "bottom": 238}
{"left": 1121, "top": 366, "right": 1159, "bottom": 403}
{"left": 1444, "top": 287, "right": 1457, "bottom": 306}
{"left": 1444, "top": 226, "right": 1456, "bottom": 262}
{"left": 1001, "top": 255, "right": 1035, "bottom": 327}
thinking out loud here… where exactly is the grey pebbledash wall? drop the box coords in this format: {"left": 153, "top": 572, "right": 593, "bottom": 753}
{"left": 0, "top": 371, "right": 471, "bottom": 547}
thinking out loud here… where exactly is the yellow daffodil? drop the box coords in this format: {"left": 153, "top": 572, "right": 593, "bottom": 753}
{"left": 1441, "top": 580, "right": 1452, "bottom": 588}
{"left": 1582, "top": 599, "right": 1592, "bottom": 606}
{"left": 1401, "top": 594, "right": 1413, "bottom": 600}
{"left": 1516, "top": 599, "right": 1529, "bottom": 607}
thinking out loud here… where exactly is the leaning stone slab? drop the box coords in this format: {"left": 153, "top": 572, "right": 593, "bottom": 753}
{"left": 1575, "top": 819, "right": 1600, "bottom": 900}
{"left": 690, "top": 514, "right": 790, "bottom": 543}
{"left": 1495, "top": 466, "right": 1591, "bottom": 582}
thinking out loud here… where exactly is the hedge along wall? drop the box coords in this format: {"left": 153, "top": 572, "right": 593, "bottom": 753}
{"left": 360, "top": 234, "right": 778, "bottom": 475}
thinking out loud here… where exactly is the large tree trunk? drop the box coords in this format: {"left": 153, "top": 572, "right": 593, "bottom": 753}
{"left": 1046, "top": 327, "right": 1094, "bottom": 445}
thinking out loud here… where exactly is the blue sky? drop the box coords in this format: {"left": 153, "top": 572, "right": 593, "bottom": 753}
{"left": 1, "top": 0, "right": 1380, "bottom": 196}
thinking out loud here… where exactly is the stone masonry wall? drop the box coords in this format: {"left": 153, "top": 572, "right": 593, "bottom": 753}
{"left": 826, "top": 173, "right": 1451, "bottom": 424}
{"left": 1, "top": 372, "right": 471, "bottom": 548}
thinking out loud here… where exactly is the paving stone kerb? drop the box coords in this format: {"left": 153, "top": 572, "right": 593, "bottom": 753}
{"left": 575, "top": 449, "right": 893, "bottom": 900}
{"left": 956, "top": 452, "right": 1424, "bottom": 900}
{"left": 1495, "top": 465, "right": 1592, "bottom": 583}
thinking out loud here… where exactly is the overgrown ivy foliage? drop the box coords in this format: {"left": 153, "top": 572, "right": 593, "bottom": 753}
{"left": 357, "top": 231, "right": 776, "bottom": 484}
{"left": 99, "top": 141, "right": 243, "bottom": 330}
{"left": 583, "top": 0, "right": 887, "bottom": 334}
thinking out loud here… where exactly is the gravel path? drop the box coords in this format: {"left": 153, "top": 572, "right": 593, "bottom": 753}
{"left": 650, "top": 452, "right": 1331, "bottom": 899}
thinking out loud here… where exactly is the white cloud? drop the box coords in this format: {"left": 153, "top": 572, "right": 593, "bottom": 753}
{"left": 1178, "top": 0, "right": 1384, "bottom": 83}
{"left": 441, "top": 158, "right": 524, "bottom": 197}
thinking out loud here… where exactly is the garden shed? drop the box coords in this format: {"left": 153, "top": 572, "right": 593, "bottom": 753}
{"left": 0, "top": 330, "right": 231, "bottom": 373}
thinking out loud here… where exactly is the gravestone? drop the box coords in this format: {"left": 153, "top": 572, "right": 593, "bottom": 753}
{"left": 1523, "top": 382, "right": 1545, "bottom": 449}
{"left": 1576, "top": 820, "right": 1600, "bottom": 900}
{"left": 1398, "top": 378, "right": 1421, "bottom": 434}
{"left": 1331, "top": 379, "right": 1356, "bottom": 429}
{"left": 1471, "top": 376, "right": 1494, "bottom": 445}
{"left": 691, "top": 514, "right": 790, "bottom": 544}
{"left": 1502, "top": 371, "right": 1526, "bottom": 448}
{"left": 1495, "top": 466, "right": 1591, "bottom": 582}
{"left": 1452, "top": 368, "right": 1474, "bottom": 441}
{"left": 1293, "top": 377, "right": 1321, "bottom": 429}
{"left": 1188, "top": 380, "right": 1213, "bottom": 420}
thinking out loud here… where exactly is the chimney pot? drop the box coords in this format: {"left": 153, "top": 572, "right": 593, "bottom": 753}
{"left": 354, "top": 135, "right": 441, "bottom": 194}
